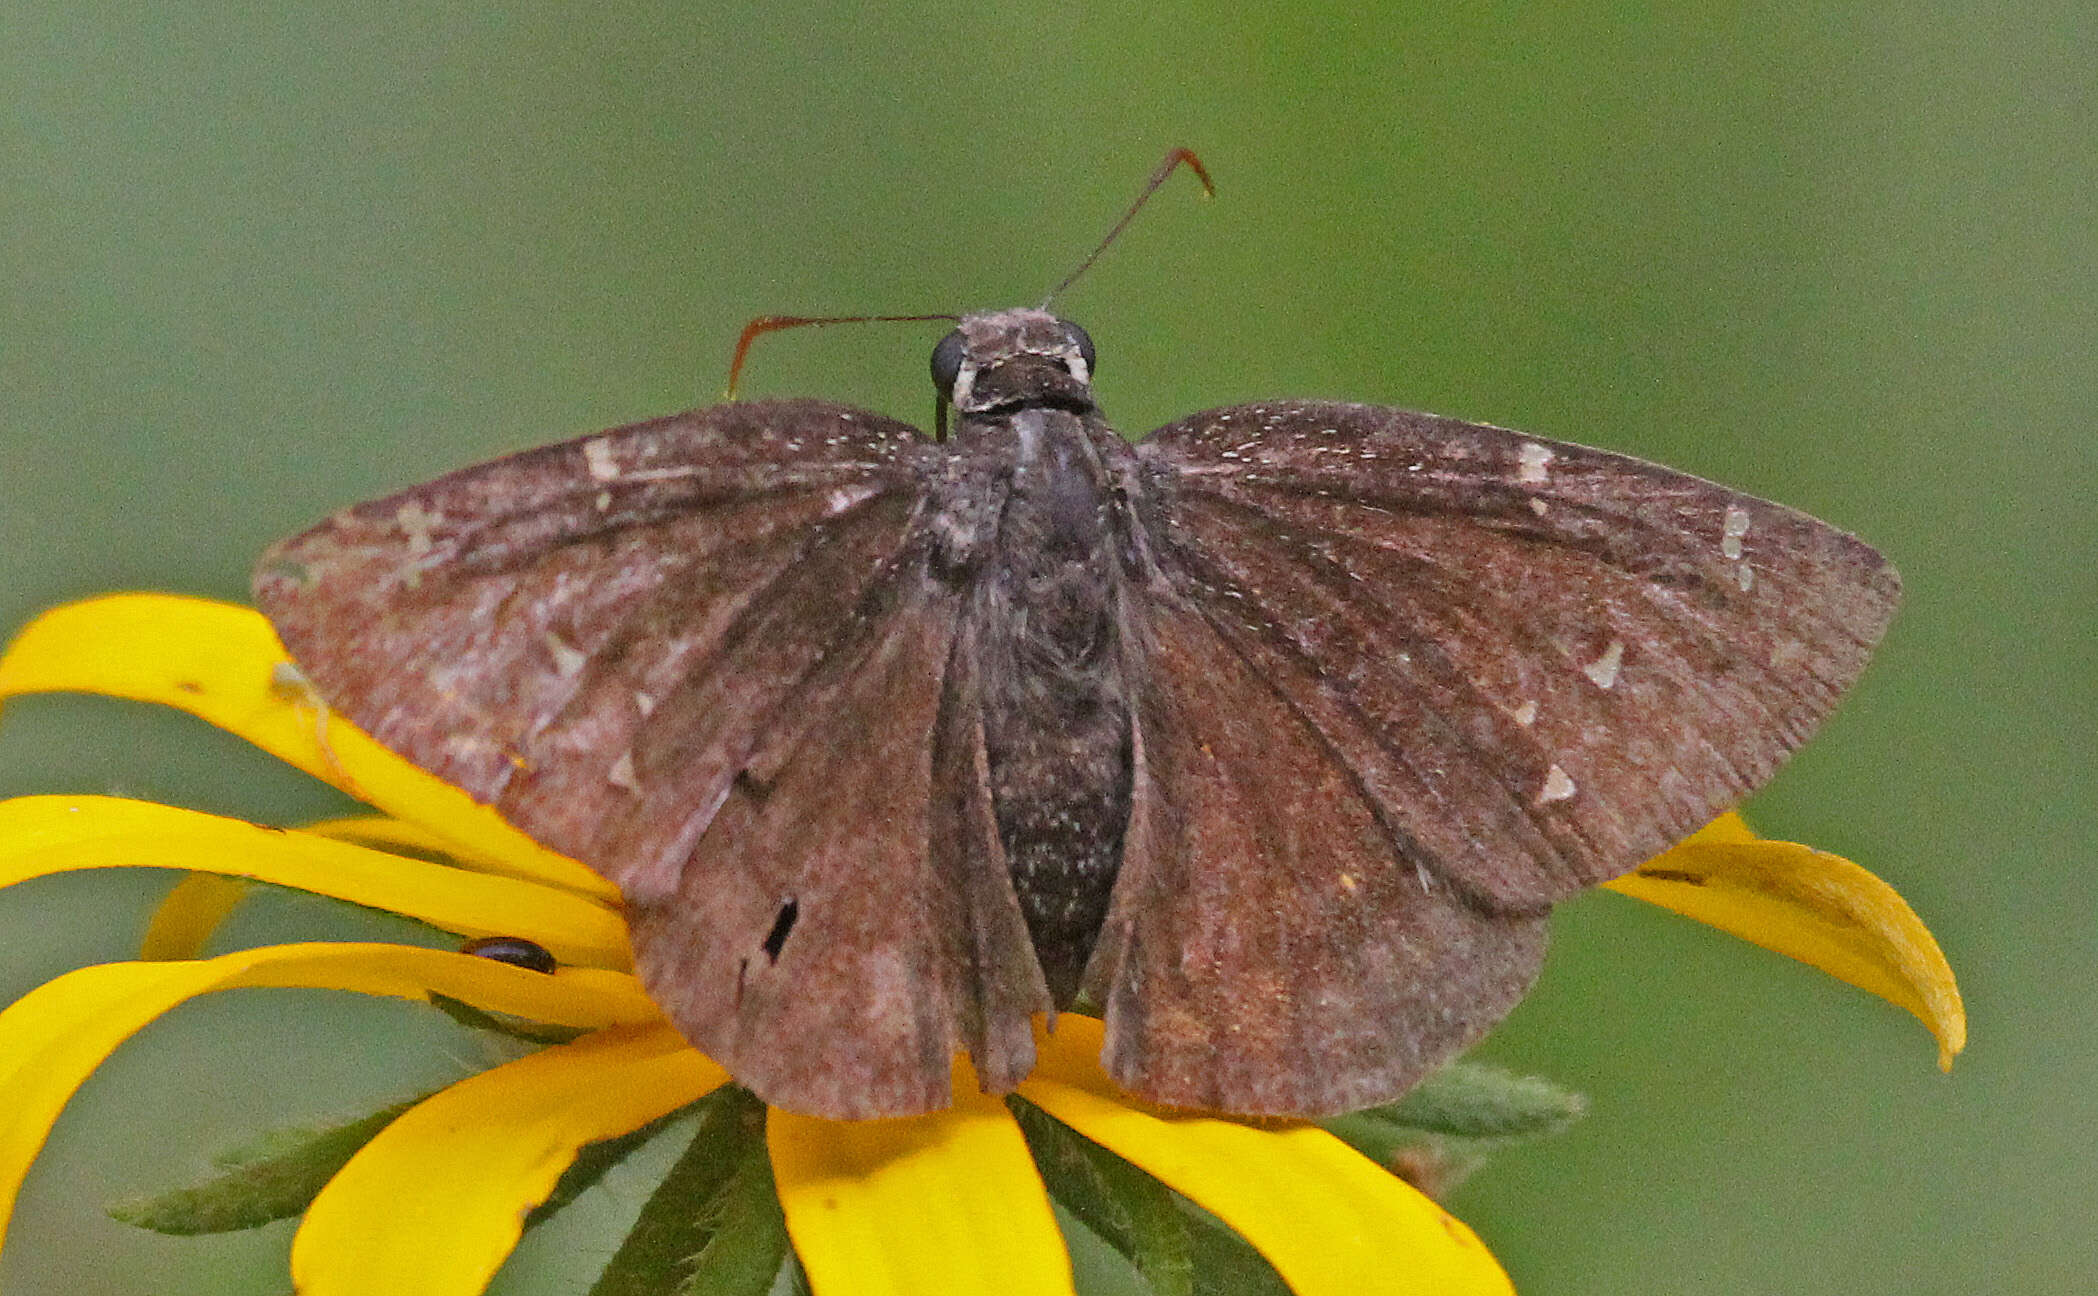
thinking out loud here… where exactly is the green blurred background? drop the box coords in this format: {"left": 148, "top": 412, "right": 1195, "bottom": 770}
{"left": 2, "top": 3, "right": 2090, "bottom": 1292}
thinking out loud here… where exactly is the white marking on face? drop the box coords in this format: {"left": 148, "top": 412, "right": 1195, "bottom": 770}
{"left": 1518, "top": 442, "right": 1553, "bottom": 484}
{"left": 1511, "top": 699, "right": 1538, "bottom": 727}
{"left": 1538, "top": 764, "right": 1578, "bottom": 804}
{"left": 1013, "top": 408, "right": 1047, "bottom": 464}
{"left": 583, "top": 438, "right": 620, "bottom": 482}
{"left": 1722, "top": 506, "right": 1751, "bottom": 560}
{"left": 395, "top": 501, "right": 442, "bottom": 558}
{"left": 608, "top": 751, "right": 642, "bottom": 793}
{"left": 543, "top": 632, "right": 587, "bottom": 677}
{"left": 634, "top": 690, "right": 657, "bottom": 717}
{"left": 951, "top": 362, "right": 978, "bottom": 409}
{"left": 1583, "top": 639, "right": 1625, "bottom": 690}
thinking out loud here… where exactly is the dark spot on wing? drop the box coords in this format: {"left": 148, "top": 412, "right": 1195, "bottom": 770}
{"left": 762, "top": 898, "right": 799, "bottom": 963}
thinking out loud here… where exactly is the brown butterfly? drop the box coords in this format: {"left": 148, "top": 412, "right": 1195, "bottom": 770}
{"left": 254, "top": 176, "right": 1897, "bottom": 1122}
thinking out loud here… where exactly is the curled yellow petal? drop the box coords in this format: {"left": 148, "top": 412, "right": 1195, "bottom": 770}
{"left": 1019, "top": 1017, "right": 1512, "bottom": 1296}
{"left": 1606, "top": 827, "right": 1966, "bottom": 1068}
{"left": 0, "top": 796, "right": 630, "bottom": 970}
{"left": 0, "top": 942, "right": 660, "bottom": 1257}
{"left": 298, "top": 814, "right": 483, "bottom": 861}
{"left": 769, "top": 1057, "right": 1073, "bottom": 1296}
{"left": 293, "top": 1025, "right": 723, "bottom": 1296}
{"left": 0, "top": 594, "right": 614, "bottom": 901}
{"left": 137, "top": 871, "right": 250, "bottom": 960}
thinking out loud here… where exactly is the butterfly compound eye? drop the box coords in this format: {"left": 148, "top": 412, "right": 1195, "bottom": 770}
{"left": 929, "top": 329, "right": 967, "bottom": 396}
{"left": 1062, "top": 319, "right": 1096, "bottom": 374}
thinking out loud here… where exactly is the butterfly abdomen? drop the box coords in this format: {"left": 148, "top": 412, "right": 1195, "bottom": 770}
{"left": 972, "top": 407, "right": 1136, "bottom": 1005}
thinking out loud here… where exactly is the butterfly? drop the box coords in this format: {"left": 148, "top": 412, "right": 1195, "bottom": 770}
{"left": 254, "top": 163, "right": 1897, "bottom": 1120}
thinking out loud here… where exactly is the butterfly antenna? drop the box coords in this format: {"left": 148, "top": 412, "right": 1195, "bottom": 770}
{"left": 1042, "top": 147, "right": 1215, "bottom": 309}
{"left": 726, "top": 313, "right": 961, "bottom": 399}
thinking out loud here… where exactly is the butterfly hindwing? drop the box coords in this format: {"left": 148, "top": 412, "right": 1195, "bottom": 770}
{"left": 1084, "top": 578, "right": 1549, "bottom": 1115}
{"left": 632, "top": 571, "right": 1047, "bottom": 1116}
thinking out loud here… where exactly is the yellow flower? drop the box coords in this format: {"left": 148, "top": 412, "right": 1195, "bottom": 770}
{"left": 0, "top": 594, "right": 1965, "bottom": 1295}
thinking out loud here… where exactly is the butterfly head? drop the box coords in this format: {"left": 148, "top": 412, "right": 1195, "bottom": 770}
{"left": 931, "top": 308, "right": 1097, "bottom": 424}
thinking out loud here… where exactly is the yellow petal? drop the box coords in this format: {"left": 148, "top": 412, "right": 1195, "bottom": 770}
{"left": 0, "top": 942, "right": 660, "bottom": 1256}
{"left": 769, "top": 1056, "right": 1073, "bottom": 1296}
{"left": 0, "top": 594, "right": 614, "bottom": 901}
{"left": 1019, "top": 1017, "right": 1512, "bottom": 1296}
{"left": 137, "top": 871, "right": 250, "bottom": 960}
{"left": 1605, "top": 832, "right": 1966, "bottom": 1068}
{"left": 298, "top": 814, "right": 482, "bottom": 861}
{"left": 293, "top": 1025, "right": 723, "bottom": 1296}
{"left": 0, "top": 796, "right": 631, "bottom": 969}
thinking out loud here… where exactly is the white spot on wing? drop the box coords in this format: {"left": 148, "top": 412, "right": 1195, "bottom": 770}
{"left": 396, "top": 502, "right": 442, "bottom": 558}
{"left": 634, "top": 690, "right": 657, "bottom": 717}
{"left": 826, "top": 483, "right": 878, "bottom": 515}
{"left": 1518, "top": 442, "right": 1553, "bottom": 484}
{"left": 583, "top": 438, "right": 619, "bottom": 482}
{"left": 1511, "top": 699, "right": 1538, "bottom": 727}
{"left": 1538, "top": 764, "right": 1578, "bottom": 804}
{"left": 1529, "top": 497, "right": 1549, "bottom": 516}
{"left": 1583, "top": 640, "right": 1624, "bottom": 690}
{"left": 1722, "top": 506, "right": 1751, "bottom": 560}
{"left": 608, "top": 752, "right": 642, "bottom": 793}
{"left": 595, "top": 490, "right": 612, "bottom": 511}
{"left": 543, "top": 632, "right": 587, "bottom": 677}
{"left": 1736, "top": 564, "right": 1755, "bottom": 591}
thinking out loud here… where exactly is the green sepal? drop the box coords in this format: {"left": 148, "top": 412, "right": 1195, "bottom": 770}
{"left": 1340, "top": 1061, "right": 1587, "bottom": 1139}
{"left": 1318, "top": 1061, "right": 1585, "bottom": 1198}
{"left": 1012, "top": 1095, "right": 1289, "bottom": 1296}
{"left": 525, "top": 1094, "right": 724, "bottom": 1231}
{"left": 586, "top": 1086, "right": 783, "bottom": 1296}
{"left": 107, "top": 1096, "right": 428, "bottom": 1234}
{"left": 107, "top": 1077, "right": 722, "bottom": 1240}
{"left": 427, "top": 990, "right": 591, "bottom": 1045}
{"left": 672, "top": 1151, "right": 789, "bottom": 1295}
{"left": 1178, "top": 1203, "right": 1293, "bottom": 1296}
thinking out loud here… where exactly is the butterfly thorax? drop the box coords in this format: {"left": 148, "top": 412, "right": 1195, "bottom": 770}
{"left": 946, "top": 310, "right": 1136, "bottom": 1005}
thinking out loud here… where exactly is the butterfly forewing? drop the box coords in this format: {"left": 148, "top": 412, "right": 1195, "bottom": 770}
{"left": 1075, "top": 400, "right": 1895, "bottom": 1114}
{"left": 255, "top": 399, "right": 1049, "bottom": 1114}
{"left": 1129, "top": 400, "right": 1900, "bottom": 909}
